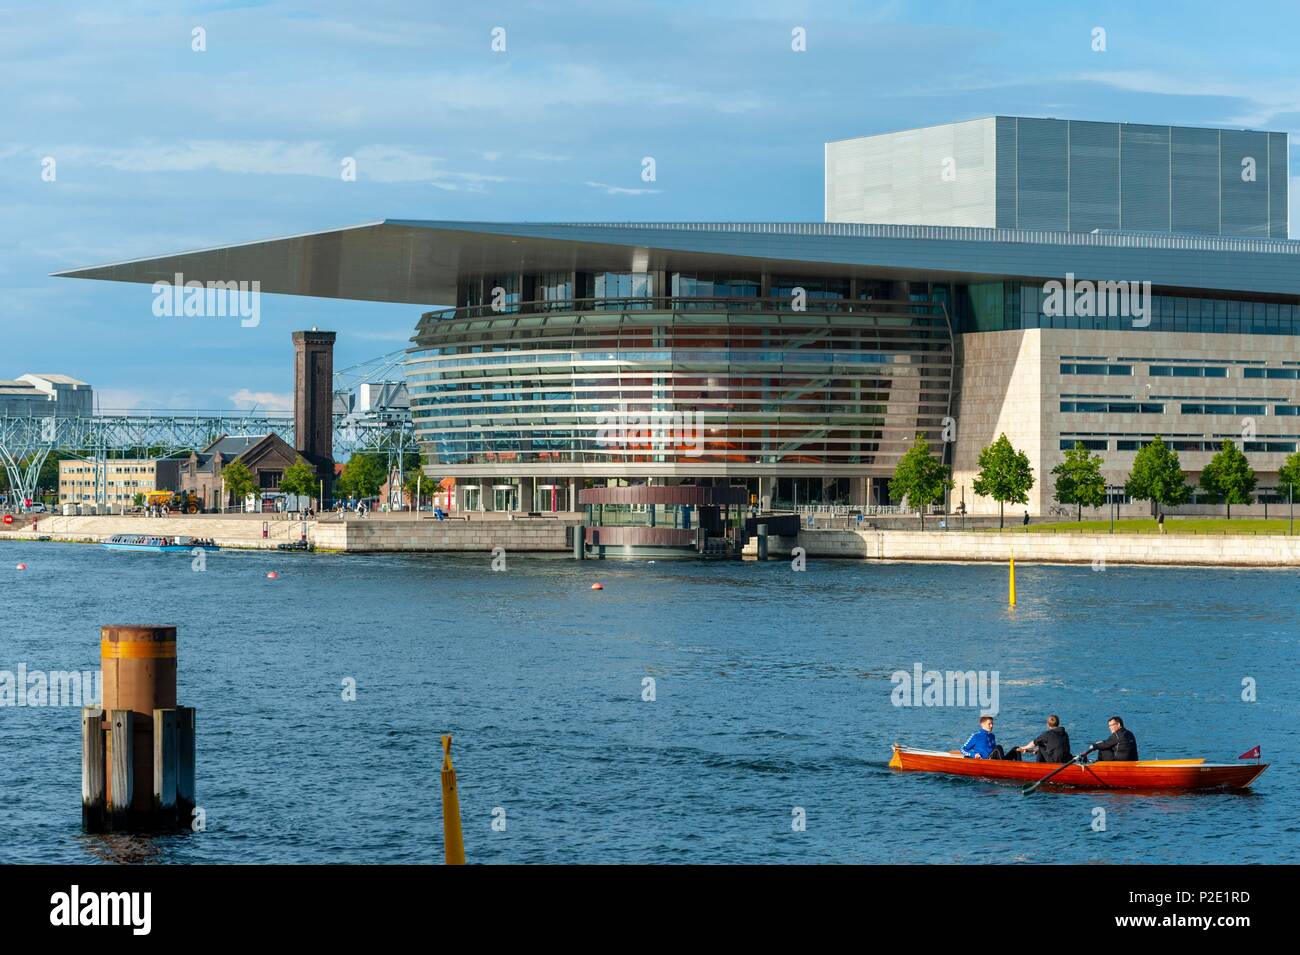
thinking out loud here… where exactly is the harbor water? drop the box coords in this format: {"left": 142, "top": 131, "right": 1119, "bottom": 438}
{"left": 1, "top": 541, "right": 1295, "bottom": 864}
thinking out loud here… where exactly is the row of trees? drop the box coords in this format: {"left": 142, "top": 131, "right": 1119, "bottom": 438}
{"left": 1053, "top": 436, "right": 1284, "bottom": 519}
{"left": 890, "top": 432, "right": 1298, "bottom": 528}
{"left": 891, "top": 433, "right": 1035, "bottom": 529}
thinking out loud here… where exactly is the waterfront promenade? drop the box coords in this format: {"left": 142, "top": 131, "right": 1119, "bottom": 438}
{"left": 6, "top": 511, "right": 1300, "bottom": 564}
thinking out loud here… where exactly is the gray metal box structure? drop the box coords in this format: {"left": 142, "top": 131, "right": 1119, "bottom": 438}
{"left": 827, "top": 117, "right": 1289, "bottom": 238}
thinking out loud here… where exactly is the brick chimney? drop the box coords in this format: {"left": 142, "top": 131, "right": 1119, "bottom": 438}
{"left": 292, "top": 329, "right": 335, "bottom": 493}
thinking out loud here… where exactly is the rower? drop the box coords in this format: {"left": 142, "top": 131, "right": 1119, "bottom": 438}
{"left": 959, "top": 715, "right": 1009, "bottom": 760}
{"left": 1089, "top": 716, "right": 1138, "bottom": 762}
{"left": 1016, "top": 714, "right": 1072, "bottom": 763}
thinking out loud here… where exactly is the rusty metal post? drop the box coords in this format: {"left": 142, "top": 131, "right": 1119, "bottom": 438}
{"left": 102, "top": 625, "right": 176, "bottom": 821}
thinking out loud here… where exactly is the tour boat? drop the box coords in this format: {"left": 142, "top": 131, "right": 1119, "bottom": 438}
{"left": 889, "top": 744, "right": 1267, "bottom": 791}
{"left": 101, "top": 534, "right": 220, "bottom": 553}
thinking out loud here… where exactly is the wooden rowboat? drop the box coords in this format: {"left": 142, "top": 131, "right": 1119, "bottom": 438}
{"left": 889, "top": 745, "right": 1267, "bottom": 791}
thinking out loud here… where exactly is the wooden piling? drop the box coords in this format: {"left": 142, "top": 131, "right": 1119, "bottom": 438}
{"left": 176, "top": 706, "right": 196, "bottom": 822}
{"left": 108, "top": 709, "right": 134, "bottom": 830}
{"left": 153, "top": 708, "right": 179, "bottom": 823}
{"left": 81, "top": 706, "right": 106, "bottom": 833}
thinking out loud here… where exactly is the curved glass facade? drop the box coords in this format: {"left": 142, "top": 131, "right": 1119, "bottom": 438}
{"left": 409, "top": 292, "right": 953, "bottom": 479}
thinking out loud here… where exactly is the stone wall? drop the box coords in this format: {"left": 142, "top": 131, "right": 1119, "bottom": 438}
{"left": 313, "top": 518, "right": 573, "bottom": 553}
{"left": 6, "top": 514, "right": 578, "bottom": 553}
{"left": 749, "top": 528, "right": 1300, "bottom": 566}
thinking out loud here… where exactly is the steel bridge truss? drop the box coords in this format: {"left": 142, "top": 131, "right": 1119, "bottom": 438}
{"left": 0, "top": 412, "right": 416, "bottom": 508}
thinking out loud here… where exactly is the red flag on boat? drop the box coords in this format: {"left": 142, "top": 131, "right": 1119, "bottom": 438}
{"left": 1238, "top": 745, "right": 1261, "bottom": 760}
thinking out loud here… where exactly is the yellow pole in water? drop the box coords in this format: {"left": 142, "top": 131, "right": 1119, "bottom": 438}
{"left": 1009, "top": 556, "right": 1016, "bottom": 607}
{"left": 440, "top": 734, "right": 466, "bottom": 865}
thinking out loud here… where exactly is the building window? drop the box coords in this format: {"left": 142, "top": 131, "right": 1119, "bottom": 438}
{"left": 259, "top": 470, "right": 282, "bottom": 489}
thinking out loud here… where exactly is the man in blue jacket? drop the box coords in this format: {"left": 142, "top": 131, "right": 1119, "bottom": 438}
{"left": 960, "top": 715, "right": 1011, "bottom": 759}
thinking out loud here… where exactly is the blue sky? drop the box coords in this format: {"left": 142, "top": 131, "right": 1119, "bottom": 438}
{"left": 4, "top": 0, "right": 1299, "bottom": 410}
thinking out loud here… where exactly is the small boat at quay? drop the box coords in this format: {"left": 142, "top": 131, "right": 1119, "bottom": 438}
{"left": 101, "top": 534, "right": 220, "bottom": 553}
{"left": 889, "top": 745, "right": 1267, "bottom": 792}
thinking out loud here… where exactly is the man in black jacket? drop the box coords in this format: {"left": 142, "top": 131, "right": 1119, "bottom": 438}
{"left": 1090, "top": 716, "right": 1139, "bottom": 761}
{"left": 1017, "top": 714, "right": 1072, "bottom": 763}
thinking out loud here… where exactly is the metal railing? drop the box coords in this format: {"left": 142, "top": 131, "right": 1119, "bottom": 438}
{"left": 420, "top": 296, "right": 951, "bottom": 324}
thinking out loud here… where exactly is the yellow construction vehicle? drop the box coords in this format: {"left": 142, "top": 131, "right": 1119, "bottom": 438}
{"left": 144, "top": 490, "right": 202, "bottom": 514}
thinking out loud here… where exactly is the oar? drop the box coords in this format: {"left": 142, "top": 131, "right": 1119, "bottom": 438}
{"left": 1021, "top": 746, "right": 1096, "bottom": 795}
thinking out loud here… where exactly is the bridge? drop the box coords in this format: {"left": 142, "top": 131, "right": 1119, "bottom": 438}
{"left": 0, "top": 350, "right": 416, "bottom": 508}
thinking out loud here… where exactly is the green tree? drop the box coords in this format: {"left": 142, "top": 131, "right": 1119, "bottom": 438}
{"left": 890, "top": 435, "right": 952, "bottom": 530}
{"left": 1052, "top": 442, "right": 1108, "bottom": 521}
{"left": 403, "top": 469, "right": 435, "bottom": 508}
{"left": 1277, "top": 451, "right": 1300, "bottom": 505}
{"left": 278, "top": 456, "right": 320, "bottom": 505}
{"left": 972, "top": 433, "right": 1035, "bottom": 528}
{"left": 338, "top": 454, "right": 386, "bottom": 501}
{"left": 221, "top": 459, "right": 255, "bottom": 510}
{"left": 1124, "top": 436, "right": 1191, "bottom": 515}
{"left": 1197, "top": 439, "right": 1256, "bottom": 519}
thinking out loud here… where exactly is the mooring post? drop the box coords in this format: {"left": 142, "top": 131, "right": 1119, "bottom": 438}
{"left": 440, "top": 734, "right": 466, "bottom": 865}
{"left": 153, "top": 708, "right": 179, "bottom": 824}
{"left": 93, "top": 624, "right": 194, "bottom": 832}
{"left": 81, "top": 705, "right": 106, "bottom": 833}
{"left": 176, "top": 705, "right": 196, "bottom": 823}
{"left": 757, "top": 523, "right": 769, "bottom": 561}
{"left": 108, "top": 709, "right": 134, "bottom": 830}
{"left": 573, "top": 524, "right": 585, "bottom": 560}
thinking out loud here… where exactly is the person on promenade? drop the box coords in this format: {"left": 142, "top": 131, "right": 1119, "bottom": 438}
{"left": 960, "top": 715, "right": 1010, "bottom": 760}
{"left": 1089, "top": 716, "right": 1139, "bottom": 762}
{"left": 1017, "top": 714, "right": 1072, "bottom": 763}
{"left": 1157, "top": 511, "right": 1165, "bottom": 534}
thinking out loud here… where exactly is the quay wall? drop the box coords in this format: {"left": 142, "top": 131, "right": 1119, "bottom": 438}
{"left": 3, "top": 514, "right": 578, "bottom": 553}
{"left": 752, "top": 529, "right": 1300, "bottom": 566}
{"left": 11, "top": 516, "right": 1300, "bottom": 564}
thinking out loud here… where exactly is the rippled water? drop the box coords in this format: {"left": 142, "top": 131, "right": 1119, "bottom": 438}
{"left": 1, "top": 540, "right": 1296, "bottom": 864}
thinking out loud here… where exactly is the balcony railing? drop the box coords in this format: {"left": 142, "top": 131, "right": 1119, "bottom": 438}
{"left": 419, "top": 296, "right": 951, "bottom": 324}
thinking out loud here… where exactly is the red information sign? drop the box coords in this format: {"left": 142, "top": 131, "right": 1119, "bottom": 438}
{"left": 2, "top": 514, "right": 12, "bottom": 525}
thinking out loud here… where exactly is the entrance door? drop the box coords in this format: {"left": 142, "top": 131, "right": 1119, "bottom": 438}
{"left": 493, "top": 485, "right": 518, "bottom": 511}
{"left": 463, "top": 485, "right": 482, "bottom": 512}
{"left": 537, "top": 485, "right": 560, "bottom": 512}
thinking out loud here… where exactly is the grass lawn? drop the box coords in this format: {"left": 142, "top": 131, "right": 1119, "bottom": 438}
{"left": 995, "top": 518, "right": 1300, "bottom": 535}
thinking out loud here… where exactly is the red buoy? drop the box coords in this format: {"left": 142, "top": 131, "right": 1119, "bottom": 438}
{"left": 591, "top": 582, "right": 603, "bottom": 590}
{"left": 266, "top": 571, "right": 279, "bottom": 579}
{"left": 16, "top": 563, "right": 27, "bottom": 571}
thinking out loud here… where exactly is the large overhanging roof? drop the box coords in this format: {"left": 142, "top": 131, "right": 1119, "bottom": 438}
{"left": 53, "top": 219, "right": 1300, "bottom": 306}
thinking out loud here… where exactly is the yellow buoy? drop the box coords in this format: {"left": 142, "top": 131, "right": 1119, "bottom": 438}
{"left": 1008, "top": 556, "right": 1016, "bottom": 607}
{"left": 440, "top": 734, "right": 466, "bottom": 865}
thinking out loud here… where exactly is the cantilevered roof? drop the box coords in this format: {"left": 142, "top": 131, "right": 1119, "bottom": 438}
{"left": 53, "top": 219, "right": 1300, "bottom": 306}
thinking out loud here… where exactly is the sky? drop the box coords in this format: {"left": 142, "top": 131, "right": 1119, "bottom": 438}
{"left": 4, "top": 0, "right": 1300, "bottom": 411}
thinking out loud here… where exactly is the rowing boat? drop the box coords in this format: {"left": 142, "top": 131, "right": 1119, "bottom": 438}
{"left": 889, "top": 745, "right": 1267, "bottom": 791}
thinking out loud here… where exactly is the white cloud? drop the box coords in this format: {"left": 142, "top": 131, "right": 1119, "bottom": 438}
{"left": 584, "top": 181, "right": 662, "bottom": 196}
{"left": 229, "top": 388, "right": 294, "bottom": 412}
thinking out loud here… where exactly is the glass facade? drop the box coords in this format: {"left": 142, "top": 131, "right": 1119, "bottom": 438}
{"left": 409, "top": 278, "right": 953, "bottom": 477}
{"left": 956, "top": 281, "right": 1300, "bottom": 336}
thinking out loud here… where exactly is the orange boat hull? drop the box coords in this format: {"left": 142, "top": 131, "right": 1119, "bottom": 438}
{"left": 890, "top": 746, "right": 1267, "bottom": 791}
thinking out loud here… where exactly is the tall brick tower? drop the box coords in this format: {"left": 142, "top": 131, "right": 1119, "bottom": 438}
{"left": 292, "top": 329, "right": 336, "bottom": 496}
